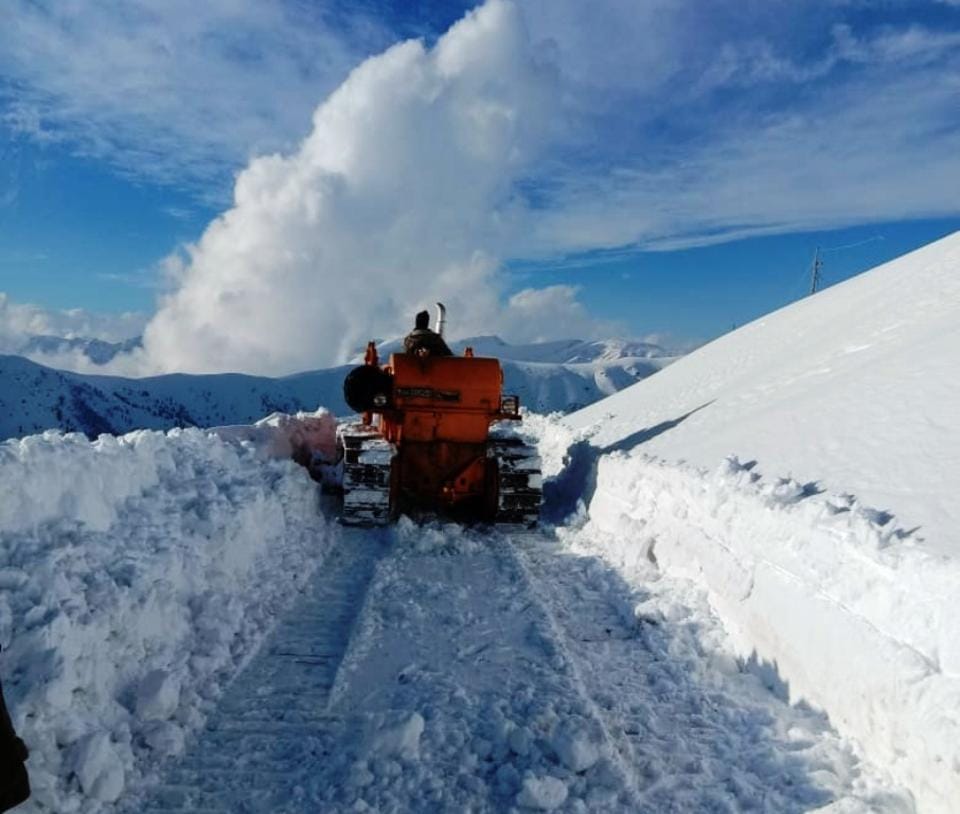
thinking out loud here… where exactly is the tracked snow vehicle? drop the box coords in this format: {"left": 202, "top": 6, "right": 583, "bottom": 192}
{"left": 338, "top": 305, "right": 541, "bottom": 526}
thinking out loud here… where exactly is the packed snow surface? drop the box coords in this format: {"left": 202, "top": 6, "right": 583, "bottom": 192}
{"left": 561, "top": 232, "right": 960, "bottom": 812}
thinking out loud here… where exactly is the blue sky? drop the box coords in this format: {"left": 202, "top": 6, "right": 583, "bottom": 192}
{"left": 1, "top": 0, "right": 959, "bottom": 367}
{"left": 508, "top": 218, "right": 960, "bottom": 345}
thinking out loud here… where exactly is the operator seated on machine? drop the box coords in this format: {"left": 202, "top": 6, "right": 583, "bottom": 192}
{"left": 403, "top": 310, "right": 453, "bottom": 357}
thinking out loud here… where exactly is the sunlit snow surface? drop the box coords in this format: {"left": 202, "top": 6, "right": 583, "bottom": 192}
{"left": 568, "top": 232, "right": 960, "bottom": 557}
{"left": 0, "top": 425, "right": 328, "bottom": 811}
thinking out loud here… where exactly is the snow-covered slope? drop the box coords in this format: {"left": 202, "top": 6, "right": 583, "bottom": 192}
{"left": 568, "top": 232, "right": 960, "bottom": 554}
{"left": 561, "top": 231, "right": 960, "bottom": 812}
{"left": 0, "top": 350, "right": 674, "bottom": 441}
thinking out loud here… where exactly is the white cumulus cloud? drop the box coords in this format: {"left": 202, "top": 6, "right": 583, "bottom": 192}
{"left": 132, "top": 0, "right": 579, "bottom": 376}
{"left": 501, "top": 285, "right": 623, "bottom": 344}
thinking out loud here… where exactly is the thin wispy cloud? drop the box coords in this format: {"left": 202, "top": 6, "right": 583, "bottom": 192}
{"left": 3, "top": 0, "right": 957, "bottom": 251}
{"left": 510, "top": 2, "right": 960, "bottom": 254}
{"left": 96, "top": 269, "right": 164, "bottom": 291}
{"left": 520, "top": 61, "right": 960, "bottom": 253}
{"left": 0, "top": 0, "right": 391, "bottom": 195}
{"left": 161, "top": 207, "right": 193, "bottom": 222}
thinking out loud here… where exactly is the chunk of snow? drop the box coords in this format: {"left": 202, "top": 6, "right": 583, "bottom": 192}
{"left": 213, "top": 408, "right": 337, "bottom": 465}
{"left": 135, "top": 669, "right": 181, "bottom": 721}
{"left": 141, "top": 720, "right": 186, "bottom": 758}
{"left": 367, "top": 711, "right": 425, "bottom": 760}
{"left": 550, "top": 718, "right": 603, "bottom": 773}
{"left": 69, "top": 731, "right": 125, "bottom": 802}
{"left": 517, "top": 774, "right": 569, "bottom": 810}
{"left": 509, "top": 725, "right": 533, "bottom": 756}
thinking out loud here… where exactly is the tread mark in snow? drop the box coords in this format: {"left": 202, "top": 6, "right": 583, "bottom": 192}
{"left": 131, "top": 533, "right": 384, "bottom": 814}
{"left": 510, "top": 534, "right": 881, "bottom": 813}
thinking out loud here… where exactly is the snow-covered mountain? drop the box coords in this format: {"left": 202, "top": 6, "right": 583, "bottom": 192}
{"left": 19, "top": 334, "right": 143, "bottom": 364}
{"left": 0, "top": 354, "right": 347, "bottom": 440}
{"left": 3, "top": 334, "right": 143, "bottom": 366}
{"left": 456, "top": 336, "right": 672, "bottom": 363}
{"left": 0, "top": 344, "right": 676, "bottom": 440}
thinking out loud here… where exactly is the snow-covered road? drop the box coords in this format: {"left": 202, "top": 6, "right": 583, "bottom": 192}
{"left": 122, "top": 520, "right": 904, "bottom": 813}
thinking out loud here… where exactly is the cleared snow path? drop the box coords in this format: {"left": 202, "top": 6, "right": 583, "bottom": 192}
{"left": 123, "top": 521, "right": 904, "bottom": 813}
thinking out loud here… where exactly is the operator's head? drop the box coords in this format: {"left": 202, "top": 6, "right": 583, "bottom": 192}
{"left": 415, "top": 310, "right": 430, "bottom": 330}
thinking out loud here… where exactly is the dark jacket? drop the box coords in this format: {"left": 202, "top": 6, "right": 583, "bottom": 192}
{"left": 403, "top": 328, "right": 453, "bottom": 357}
{"left": 0, "top": 660, "right": 30, "bottom": 812}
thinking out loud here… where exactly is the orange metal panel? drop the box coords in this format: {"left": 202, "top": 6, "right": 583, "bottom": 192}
{"left": 385, "top": 354, "right": 502, "bottom": 444}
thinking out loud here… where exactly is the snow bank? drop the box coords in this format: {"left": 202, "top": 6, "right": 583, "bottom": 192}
{"left": 0, "top": 424, "right": 330, "bottom": 813}
{"left": 583, "top": 449, "right": 959, "bottom": 812}
{"left": 211, "top": 408, "right": 338, "bottom": 465}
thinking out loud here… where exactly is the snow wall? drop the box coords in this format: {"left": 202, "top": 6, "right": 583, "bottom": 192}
{"left": 583, "top": 449, "right": 959, "bottom": 813}
{"left": 0, "top": 412, "right": 335, "bottom": 812}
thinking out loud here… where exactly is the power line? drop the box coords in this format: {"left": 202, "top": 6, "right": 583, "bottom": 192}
{"left": 821, "top": 234, "right": 885, "bottom": 254}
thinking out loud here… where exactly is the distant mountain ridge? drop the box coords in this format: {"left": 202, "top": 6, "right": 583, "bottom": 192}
{"left": 453, "top": 336, "right": 669, "bottom": 363}
{"left": 353, "top": 335, "right": 671, "bottom": 364}
{"left": 1, "top": 338, "right": 679, "bottom": 440}
{"left": 17, "top": 334, "right": 143, "bottom": 365}
{"left": 16, "top": 331, "right": 669, "bottom": 370}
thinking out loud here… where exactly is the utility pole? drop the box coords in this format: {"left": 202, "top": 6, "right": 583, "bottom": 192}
{"left": 809, "top": 246, "right": 823, "bottom": 296}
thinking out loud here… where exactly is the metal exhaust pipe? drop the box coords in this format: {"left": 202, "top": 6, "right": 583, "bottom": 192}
{"left": 435, "top": 302, "right": 447, "bottom": 337}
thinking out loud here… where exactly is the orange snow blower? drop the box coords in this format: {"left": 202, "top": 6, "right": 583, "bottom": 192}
{"left": 338, "top": 304, "right": 541, "bottom": 526}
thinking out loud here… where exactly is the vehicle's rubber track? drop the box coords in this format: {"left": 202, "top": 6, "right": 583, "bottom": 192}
{"left": 340, "top": 425, "right": 395, "bottom": 527}
{"left": 132, "top": 535, "right": 383, "bottom": 814}
{"left": 489, "top": 435, "right": 542, "bottom": 526}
